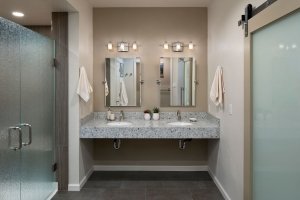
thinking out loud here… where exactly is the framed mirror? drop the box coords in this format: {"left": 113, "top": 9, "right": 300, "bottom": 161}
{"left": 105, "top": 57, "right": 141, "bottom": 107}
{"left": 160, "top": 57, "right": 196, "bottom": 107}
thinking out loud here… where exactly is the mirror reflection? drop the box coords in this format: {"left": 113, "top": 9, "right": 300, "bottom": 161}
{"left": 105, "top": 57, "right": 141, "bottom": 107}
{"left": 160, "top": 57, "right": 196, "bottom": 107}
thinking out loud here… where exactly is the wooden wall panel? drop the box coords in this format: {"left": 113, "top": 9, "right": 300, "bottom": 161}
{"left": 25, "top": 25, "right": 52, "bottom": 38}
{"left": 52, "top": 12, "right": 69, "bottom": 191}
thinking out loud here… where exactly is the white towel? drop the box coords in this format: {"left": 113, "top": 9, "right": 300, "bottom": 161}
{"left": 77, "top": 66, "right": 93, "bottom": 102}
{"left": 105, "top": 78, "right": 109, "bottom": 97}
{"left": 119, "top": 78, "right": 128, "bottom": 106}
{"left": 210, "top": 66, "right": 225, "bottom": 107}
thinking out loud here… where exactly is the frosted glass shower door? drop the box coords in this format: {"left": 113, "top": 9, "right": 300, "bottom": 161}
{"left": 0, "top": 17, "right": 55, "bottom": 200}
{"left": 19, "top": 26, "right": 56, "bottom": 200}
{"left": 252, "top": 10, "right": 300, "bottom": 200}
{"left": 0, "top": 17, "right": 22, "bottom": 200}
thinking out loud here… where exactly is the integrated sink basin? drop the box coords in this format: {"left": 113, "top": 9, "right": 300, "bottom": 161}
{"left": 168, "top": 122, "right": 193, "bottom": 126}
{"left": 107, "top": 121, "right": 132, "bottom": 126}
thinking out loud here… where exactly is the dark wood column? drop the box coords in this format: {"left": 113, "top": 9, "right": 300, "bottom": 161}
{"left": 52, "top": 12, "right": 69, "bottom": 191}
{"left": 25, "top": 25, "right": 52, "bottom": 38}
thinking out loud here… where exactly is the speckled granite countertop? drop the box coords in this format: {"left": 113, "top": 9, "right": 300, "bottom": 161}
{"left": 80, "top": 112, "right": 220, "bottom": 139}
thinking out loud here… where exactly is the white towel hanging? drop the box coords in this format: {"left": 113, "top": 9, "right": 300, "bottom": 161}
{"left": 119, "top": 78, "right": 128, "bottom": 106}
{"left": 105, "top": 77, "right": 109, "bottom": 97}
{"left": 210, "top": 66, "right": 225, "bottom": 107}
{"left": 77, "top": 66, "right": 93, "bottom": 102}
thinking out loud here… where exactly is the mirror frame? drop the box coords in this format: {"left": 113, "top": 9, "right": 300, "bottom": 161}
{"left": 105, "top": 57, "right": 142, "bottom": 107}
{"left": 159, "top": 57, "right": 197, "bottom": 108}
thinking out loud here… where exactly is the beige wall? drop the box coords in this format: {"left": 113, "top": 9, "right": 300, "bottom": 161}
{"left": 67, "top": 0, "right": 94, "bottom": 190}
{"left": 92, "top": 8, "right": 208, "bottom": 167}
{"left": 94, "top": 140, "right": 208, "bottom": 166}
{"left": 93, "top": 8, "right": 207, "bottom": 112}
{"left": 207, "top": 0, "right": 265, "bottom": 199}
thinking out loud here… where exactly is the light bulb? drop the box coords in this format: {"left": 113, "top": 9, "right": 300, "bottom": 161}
{"left": 107, "top": 42, "right": 113, "bottom": 50}
{"left": 120, "top": 43, "right": 125, "bottom": 51}
{"left": 132, "top": 42, "right": 137, "bottom": 50}
{"left": 176, "top": 43, "right": 181, "bottom": 51}
{"left": 189, "top": 42, "right": 194, "bottom": 50}
{"left": 163, "top": 42, "right": 169, "bottom": 50}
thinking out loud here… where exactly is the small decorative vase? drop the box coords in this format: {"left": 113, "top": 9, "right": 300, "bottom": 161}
{"left": 153, "top": 113, "right": 160, "bottom": 121}
{"left": 144, "top": 113, "right": 151, "bottom": 120}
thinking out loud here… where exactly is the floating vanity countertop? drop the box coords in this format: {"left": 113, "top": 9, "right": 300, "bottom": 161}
{"left": 80, "top": 112, "right": 220, "bottom": 139}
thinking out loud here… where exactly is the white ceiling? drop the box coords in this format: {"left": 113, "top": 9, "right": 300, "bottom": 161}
{"left": 0, "top": 0, "right": 75, "bottom": 25}
{"left": 88, "top": 0, "right": 211, "bottom": 7}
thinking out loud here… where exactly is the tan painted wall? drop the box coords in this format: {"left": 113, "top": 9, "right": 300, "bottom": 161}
{"left": 94, "top": 140, "right": 208, "bottom": 166}
{"left": 67, "top": 0, "right": 94, "bottom": 188}
{"left": 207, "top": 0, "right": 265, "bottom": 199}
{"left": 93, "top": 8, "right": 207, "bottom": 112}
{"left": 93, "top": 8, "right": 208, "bottom": 166}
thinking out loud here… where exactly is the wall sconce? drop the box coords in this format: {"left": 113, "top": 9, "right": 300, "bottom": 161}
{"left": 107, "top": 42, "right": 113, "bottom": 51}
{"left": 118, "top": 41, "right": 129, "bottom": 52}
{"left": 163, "top": 41, "right": 169, "bottom": 50}
{"left": 172, "top": 42, "right": 184, "bottom": 52}
{"left": 107, "top": 41, "right": 139, "bottom": 52}
{"left": 188, "top": 42, "right": 194, "bottom": 50}
{"left": 132, "top": 42, "right": 138, "bottom": 50}
{"left": 161, "top": 41, "right": 195, "bottom": 52}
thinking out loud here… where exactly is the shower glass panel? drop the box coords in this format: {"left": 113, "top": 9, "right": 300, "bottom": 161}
{"left": 0, "top": 17, "right": 56, "bottom": 200}
{"left": 20, "top": 26, "right": 56, "bottom": 199}
{"left": 252, "top": 10, "right": 300, "bottom": 200}
{"left": 0, "top": 17, "right": 22, "bottom": 200}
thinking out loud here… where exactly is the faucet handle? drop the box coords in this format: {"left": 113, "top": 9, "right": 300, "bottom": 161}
{"left": 119, "top": 110, "right": 124, "bottom": 121}
{"left": 177, "top": 110, "right": 182, "bottom": 121}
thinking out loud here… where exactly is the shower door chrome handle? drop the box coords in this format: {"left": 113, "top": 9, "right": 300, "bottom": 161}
{"left": 8, "top": 127, "right": 22, "bottom": 150}
{"left": 20, "top": 123, "right": 32, "bottom": 146}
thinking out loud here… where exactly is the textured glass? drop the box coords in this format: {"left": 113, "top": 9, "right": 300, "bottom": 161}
{"left": 19, "top": 24, "right": 55, "bottom": 200}
{"left": 0, "top": 17, "right": 55, "bottom": 200}
{"left": 0, "top": 17, "right": 22, "bottom": 200}
{"left": 252, "top": 11, "right": 300, "bottom": 200}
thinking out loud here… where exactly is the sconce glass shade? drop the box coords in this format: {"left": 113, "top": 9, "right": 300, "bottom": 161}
{"left": 163, "top": 42, "right": 169, "bottom": 50}
{"left": 107, "top": 42, "right": 113, "bottom": 50}
{"left": 172, "top": 42, "right": 184, "bottom": 52}
{"left": 189, "top": 42, "right": 194, "bottom": 50}
{"left": 118, "top": 42, "right": 129, "bottom": 52}
{"left": 132, "top": 42, "right": 137, "bottom": 50}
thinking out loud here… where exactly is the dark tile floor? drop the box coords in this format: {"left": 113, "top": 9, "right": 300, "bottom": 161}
{"left": 52, "top": 171, "right": 224, "bottom": 200}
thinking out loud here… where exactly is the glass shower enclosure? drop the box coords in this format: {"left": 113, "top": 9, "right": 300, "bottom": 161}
{"left": 0, "top": 17, "right": 56, "bottom": 200}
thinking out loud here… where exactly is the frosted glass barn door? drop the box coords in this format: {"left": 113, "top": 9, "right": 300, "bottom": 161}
{"left": 0, "top": 17, "right": 22, "bottom": 200}
{"left": 19, "top": 25, "right": 56, "bottom": 199}
{"left": 252, "top": 10, "right": 300, "bottom": 200}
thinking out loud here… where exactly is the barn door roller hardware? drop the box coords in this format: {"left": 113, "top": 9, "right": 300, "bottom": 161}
{"left": 238, "top": 0, "right": 277, "bottom": 37}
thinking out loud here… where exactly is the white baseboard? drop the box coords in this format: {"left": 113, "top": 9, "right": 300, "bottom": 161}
{"left": 68, "top": 184, "right": 80, "bottom": 191}
{"left": 208, "top": 168, "right": 231, "bottom": 200}
{"left": 93, "top": 165, "right": 208, "bottom": 171}
{"left": 68, "top": 167, "right": 93, "bottom": 191}
{"left": 46, "top": 182, "right": 58, "bottom": 200}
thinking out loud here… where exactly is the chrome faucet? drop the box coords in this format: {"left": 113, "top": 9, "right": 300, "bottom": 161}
{"left": 177, "top": 110, "right": 182, "bottom": 121}
{"left": 119, "top": 110, "right": 125, "bottom": 121}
